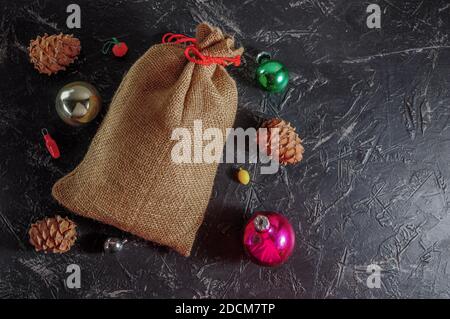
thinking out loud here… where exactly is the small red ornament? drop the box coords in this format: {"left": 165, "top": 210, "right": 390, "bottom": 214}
{"left": 243, "top": 211, "right": 295, "bottom": 267}
{"left": 102, "top": 37, "right": 128, "bottom": 58}
{"left": 41, "top": 128, "right": 60, "bottom": 159}
{"left": 112, "top": 42, "right": 128, "bottom": 57}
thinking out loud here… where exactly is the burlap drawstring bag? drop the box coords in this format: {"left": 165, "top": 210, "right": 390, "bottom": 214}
{"left": 52, "top": 23, "right": 244, "bottom": 256}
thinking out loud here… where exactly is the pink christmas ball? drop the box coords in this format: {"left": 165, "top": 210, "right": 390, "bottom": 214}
{"left": 243, "top": 211, "right": 296, "bottom": 267}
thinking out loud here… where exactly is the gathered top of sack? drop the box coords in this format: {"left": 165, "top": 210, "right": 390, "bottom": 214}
{"left": 162, "top": 23, "right": 244, "bottom": 67}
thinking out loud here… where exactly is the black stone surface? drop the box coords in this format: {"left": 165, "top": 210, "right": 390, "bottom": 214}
{"left": 0, "top": 0, "right": 450, "bottom": 299}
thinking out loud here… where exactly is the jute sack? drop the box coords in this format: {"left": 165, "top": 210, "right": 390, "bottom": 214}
{"left": 52, "top": 23, "right": 244, "bottom": 256}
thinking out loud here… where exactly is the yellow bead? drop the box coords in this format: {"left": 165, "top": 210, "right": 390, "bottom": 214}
{"left": 237, "top": 168, "right": 250, "bottom": 185}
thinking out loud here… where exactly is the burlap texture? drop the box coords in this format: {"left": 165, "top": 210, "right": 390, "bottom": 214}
{"left": 52, "top": 23, "right": 244, "bottom": 256}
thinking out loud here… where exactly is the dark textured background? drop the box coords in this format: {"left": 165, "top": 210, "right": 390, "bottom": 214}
{"left": 0, "top": 0, "right": 450, "bottom": 299}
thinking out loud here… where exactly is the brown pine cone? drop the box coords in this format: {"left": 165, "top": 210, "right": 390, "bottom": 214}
{"left": 257, "top": 118, "right": 305, "bottom": 165}
{"left": 28, "top": 33, "right": 81, "bottom": 75}
{"left": 28, "top": 215, "right": 77, "bottom": 253}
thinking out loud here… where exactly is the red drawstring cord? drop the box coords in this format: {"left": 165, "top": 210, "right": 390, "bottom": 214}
{"left": 162, "top": 32, "right": 241, "bottom": 67}
{"left": 184, "top": 46, "right": 241, "bottom": 67}
{"left": 162, "top": 33, "right": 197, "bottom": 44}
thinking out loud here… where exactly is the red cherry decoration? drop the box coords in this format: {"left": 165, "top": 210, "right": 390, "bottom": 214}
{"left": 112, "top": 41, "right": 128, "bottom": 57}
{"left": 102, "top": 37, "right": 128, "bottom": 58}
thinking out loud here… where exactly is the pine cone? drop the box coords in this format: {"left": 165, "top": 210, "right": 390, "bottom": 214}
{"left": 28, "top": 33, "right": 81, "bottom": 76}
{"left": 257, "top": 118, "right": 305, "bottom": 165}
{"left": 28, "top": 215, "right": 77, "bottom": 253}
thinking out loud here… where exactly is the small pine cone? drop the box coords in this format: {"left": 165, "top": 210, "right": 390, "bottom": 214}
{"left": 28, "top": 33, "right": 81, "bottom": 76}
{"left": 28, "top": 215, "right": 77, "bottom": 253}
{"left": 257, "top": 118, "right": 305, "bottom": 165}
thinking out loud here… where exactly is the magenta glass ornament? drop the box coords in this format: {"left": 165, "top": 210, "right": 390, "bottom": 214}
{"left": 243, "top": 211, "right": 295, "bottom": 267}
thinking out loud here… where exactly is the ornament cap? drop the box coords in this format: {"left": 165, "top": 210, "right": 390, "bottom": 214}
{"left": 256, "top": 51, "right": 272, "bottom": 64}
{"left": 104, "top": 237, "right": 128, "bottom": 253}
{"left": 254, "top": 214, "right": 270, "bottom": 232}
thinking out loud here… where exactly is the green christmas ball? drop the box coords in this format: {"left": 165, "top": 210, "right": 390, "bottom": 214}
{"left": 256, "top": 59, "right": 289, "bottom": 93}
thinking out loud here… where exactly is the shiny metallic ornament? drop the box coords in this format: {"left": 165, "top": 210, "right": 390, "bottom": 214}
{"left": 55, "top": 81, "right": 102, "bottom": 126}
{"left": 103, "top": 237, "right": 128, "bottom": 253}
{"left": 243, "top": 211, "right": 295, "bottom": 267}
{"left": 255, "top": 51, "right": 289, "bottom": 93}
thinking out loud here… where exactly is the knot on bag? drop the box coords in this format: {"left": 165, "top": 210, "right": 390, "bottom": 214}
{"left": 162, "top": 28, "right": 242, "bottom": 67}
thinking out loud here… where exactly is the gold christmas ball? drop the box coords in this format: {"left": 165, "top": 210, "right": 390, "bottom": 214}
{"left": 55, "top": 81, "right": 102, "bottom": 126}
